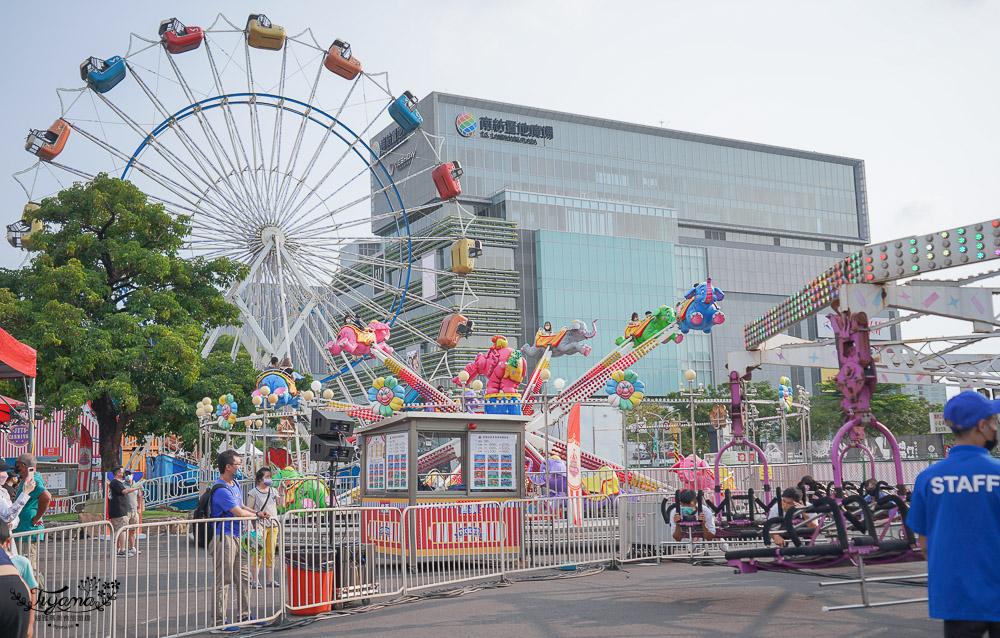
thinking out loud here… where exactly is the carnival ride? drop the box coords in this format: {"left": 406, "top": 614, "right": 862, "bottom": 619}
{"left": 11, "top": 12, "right": 484, "bottom": 403}
{"left": 720, "top": 217, "right": 1000, "bottom": 588}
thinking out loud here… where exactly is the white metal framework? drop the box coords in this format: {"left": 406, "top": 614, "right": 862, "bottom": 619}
{"left": 13, "top": 14, "right": 468, "bottom": 396}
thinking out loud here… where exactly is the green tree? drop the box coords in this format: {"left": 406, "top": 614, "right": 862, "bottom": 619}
{"left": 0, "top": 175, "right": 247, "bottom": 471}
{"left": 809, "top": 381, "right": 943, "bottom": 439}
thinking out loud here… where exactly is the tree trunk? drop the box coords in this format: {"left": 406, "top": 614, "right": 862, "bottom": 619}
{"left": 92, "top": 394, "right": 123, "bottom": 473}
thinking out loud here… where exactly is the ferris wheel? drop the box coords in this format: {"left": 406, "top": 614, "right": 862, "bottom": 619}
{"left": 12, "top": 14, "right": 475, "bottom": 397}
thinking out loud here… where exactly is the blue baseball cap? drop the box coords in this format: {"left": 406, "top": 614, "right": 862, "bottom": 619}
{"left": 943, "top": 391, "right": 1000, "bottom": 431}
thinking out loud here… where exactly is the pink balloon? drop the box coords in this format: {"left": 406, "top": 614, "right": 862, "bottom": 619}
{"left": 251, "top": 389, "right": 262, "bottom": 397}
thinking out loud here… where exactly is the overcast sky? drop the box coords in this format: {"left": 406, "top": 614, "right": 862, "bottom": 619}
{"left": 1, "top": 0, "right": 997, "bottom": 353}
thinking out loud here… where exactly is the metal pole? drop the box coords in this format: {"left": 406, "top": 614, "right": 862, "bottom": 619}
{"left": 780, "top": 404, "right": 788, "bottom": 464}
{"left": 622, "top": 410, "right": 628, "bottom": 475}
{"left": 689, "top": 381, "right": 697, "bottom": 491}
{"left": 27, "top": 377, "right": 36, "bottom": 457}
{"left": 543, "top": 382, "right": 550, "bottom": 496}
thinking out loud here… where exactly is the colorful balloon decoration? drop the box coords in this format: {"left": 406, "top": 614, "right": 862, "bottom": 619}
{"left": 240, "top": 528, "right": 264, "bottom": 555}
{"left": 779, "top": 376, "right": 793, "bottom": 412}
{"left": 368, "top": 376, "right": 407, "bottom": 417}
{"left": 606, "top": 370, "right": 645, "bottom": 410}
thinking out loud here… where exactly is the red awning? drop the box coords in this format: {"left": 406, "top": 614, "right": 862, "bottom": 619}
{"left": 0, "top": 327, "right": 36, "bottom": 379}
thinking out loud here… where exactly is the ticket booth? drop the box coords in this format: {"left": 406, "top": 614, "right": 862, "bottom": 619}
{"left": 358, "top": 412, "right": 527, "bottom": 560}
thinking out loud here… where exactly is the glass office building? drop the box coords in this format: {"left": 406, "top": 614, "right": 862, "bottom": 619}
{"left": 365, "top": 92, "right": 871, "bottom": 395}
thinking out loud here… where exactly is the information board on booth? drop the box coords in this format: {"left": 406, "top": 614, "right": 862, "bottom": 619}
{"left": 366, "top": 435, "right": 386, "bottom": 491}
{"left": 386, "top": 432, "right": 408, "bottom": 491}
{"left": 470, "top": 433, "right": 516, "bottom": 491}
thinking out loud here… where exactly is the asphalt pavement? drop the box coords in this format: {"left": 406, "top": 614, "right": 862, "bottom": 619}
{"left": 235, "top": 560, "right": 938, "bottom": 638}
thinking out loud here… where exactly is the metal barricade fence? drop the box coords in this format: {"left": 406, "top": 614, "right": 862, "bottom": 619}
{"left": 12, "top": 520, "right": 116, "bottom": 638}
{"left": 112, "top": 516, "right": 283, "bottom": 638}
{"left": 281, "top": 506, "right": 403, "bottom": 613}
{"left": 141, "top": 470, "right": 200, "bottom": 509}
{"left": 503, "top": 495, "right": 617, "bottom": 576}
{"left": 404, "top": 501, "right": 505, "bottom": 591}
{"left": 618, "top": 491, "right": 765, "bottom": 563}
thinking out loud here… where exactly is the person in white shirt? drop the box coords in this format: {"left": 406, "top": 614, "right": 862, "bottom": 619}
{"left": 0, "top": 460, "right": 34, "bottom": 557}
{"left": 669, "top": 489, "right": 717, "bottom": 542}
{"left": 246, "top": 468, "right": 285, "bottom": 588}
{"left": 766, "top": 487, "right": 819, "bottom": 547}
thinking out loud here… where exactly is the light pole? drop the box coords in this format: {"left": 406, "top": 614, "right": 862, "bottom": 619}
{"left": 539, "top": 368, "right": 552, "bottom": 494}
{"left": 681, "top": 369, "right": 705, "bottom": 490}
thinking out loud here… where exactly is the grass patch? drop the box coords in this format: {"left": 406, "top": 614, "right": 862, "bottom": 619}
{"left": 46, "top": 509, "right": 189, "bottom": 523}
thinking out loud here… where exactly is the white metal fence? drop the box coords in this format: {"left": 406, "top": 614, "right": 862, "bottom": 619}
{"left": 12, "top": 520, "right": 116, "bottom": 638}
{"left": 15, "top": 466, "right": 934, "bottom": 638}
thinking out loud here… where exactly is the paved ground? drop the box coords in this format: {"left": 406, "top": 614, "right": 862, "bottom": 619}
{"left": 238, "top": 560, "right": 937, "bottom": 638}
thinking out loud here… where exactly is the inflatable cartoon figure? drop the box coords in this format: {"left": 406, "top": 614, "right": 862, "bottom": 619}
{"left": 676, "top": 278, "right": 725, "bottom": 334}
{"left": 326, "top": 321, "right": 393, "bottom": 357}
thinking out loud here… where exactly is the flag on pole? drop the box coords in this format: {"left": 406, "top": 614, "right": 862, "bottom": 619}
{"left": 567, "top": 403, "right": 583, "bottom": 527}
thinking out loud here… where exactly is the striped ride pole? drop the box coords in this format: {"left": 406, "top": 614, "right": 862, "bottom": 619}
{"left": 368, "top": 347, "right": 461, "bottom": 412}
{"left": 520, "top": 350, "right": 552, "bottom": 416}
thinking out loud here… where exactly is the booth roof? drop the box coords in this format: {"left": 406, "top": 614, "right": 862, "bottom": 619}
{"left": 0, "top": 327, "right": 36, "bottom": 379}
{"left": 356, "top": 410, "right": 530, "bottom": 434}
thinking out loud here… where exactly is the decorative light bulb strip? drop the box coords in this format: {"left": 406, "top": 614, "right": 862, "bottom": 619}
{"left": 744, "top": 218, "right": 1000, "bottom": 349}
{"left": 520, "top": 356, "right": 551, "bottom": 416}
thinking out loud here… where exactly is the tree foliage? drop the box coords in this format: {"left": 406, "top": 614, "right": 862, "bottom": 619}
{"left": 809, "top": 381, "right": 943, "bottom": 439}
{"left": 0, "top": 175, "right": 248, "bottom": 470}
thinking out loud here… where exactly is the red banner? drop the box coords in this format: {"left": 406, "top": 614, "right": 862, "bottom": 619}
{"left": 567, "top": 403, "right": 583, "bottom": 526}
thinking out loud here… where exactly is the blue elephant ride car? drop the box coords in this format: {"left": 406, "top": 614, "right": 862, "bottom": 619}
{"left": 676, "top": 278, "right": 725, "bottom": 334}
{"left": 80, "top": 56, "right": 126, "bottom": 93}
{"left": 256, "top": 369, "right": 300, "bottom": 408}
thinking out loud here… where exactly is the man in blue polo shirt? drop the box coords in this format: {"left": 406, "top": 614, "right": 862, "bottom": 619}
{"left": 210, "top": 450, "right": 269, "bottom": 630}
{"left": 908, "top": 391, "right": 1000, "bottom": 637}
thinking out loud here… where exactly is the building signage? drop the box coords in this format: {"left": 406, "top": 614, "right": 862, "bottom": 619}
{"left": 387, "top": 150, "right": 415, "bottom": 176}
{"left": 455, "top": 112, "right": 554, "bottom": 145}
{"left": 373, "top": 125, "right": 407, "bottom": 158}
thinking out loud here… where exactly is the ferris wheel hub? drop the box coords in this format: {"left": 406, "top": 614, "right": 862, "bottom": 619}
{"left": 260, "top": 225, "right": 287, "bottom": 249}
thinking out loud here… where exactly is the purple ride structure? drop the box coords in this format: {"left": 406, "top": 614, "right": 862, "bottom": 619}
{"left": 722, "top": 217, "right": 1000, "bottom": 581}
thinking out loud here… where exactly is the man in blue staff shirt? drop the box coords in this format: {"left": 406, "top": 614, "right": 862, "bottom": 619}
{"left": 908, "top": 391, "right": 1000, "bottom": 638}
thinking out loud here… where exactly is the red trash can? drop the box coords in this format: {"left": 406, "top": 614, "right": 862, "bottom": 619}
{"left": 285, "top": 549, "right": 335, "bottom": 615}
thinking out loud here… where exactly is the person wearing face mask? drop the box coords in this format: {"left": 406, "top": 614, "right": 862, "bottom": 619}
{"left": 246, "top": 468, "right": 285, "bottom": 588}
{"left": 669, "top": 489, "right": 717, "bottom": 543}
{"left": 908, "top": 391, "right": 1000, "bottom": 638}
{"left": 0, "top": 460, "right": 34, "bottom": 557}
{"left": 122, "top": 471, "right": 144, "bottom": 556}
